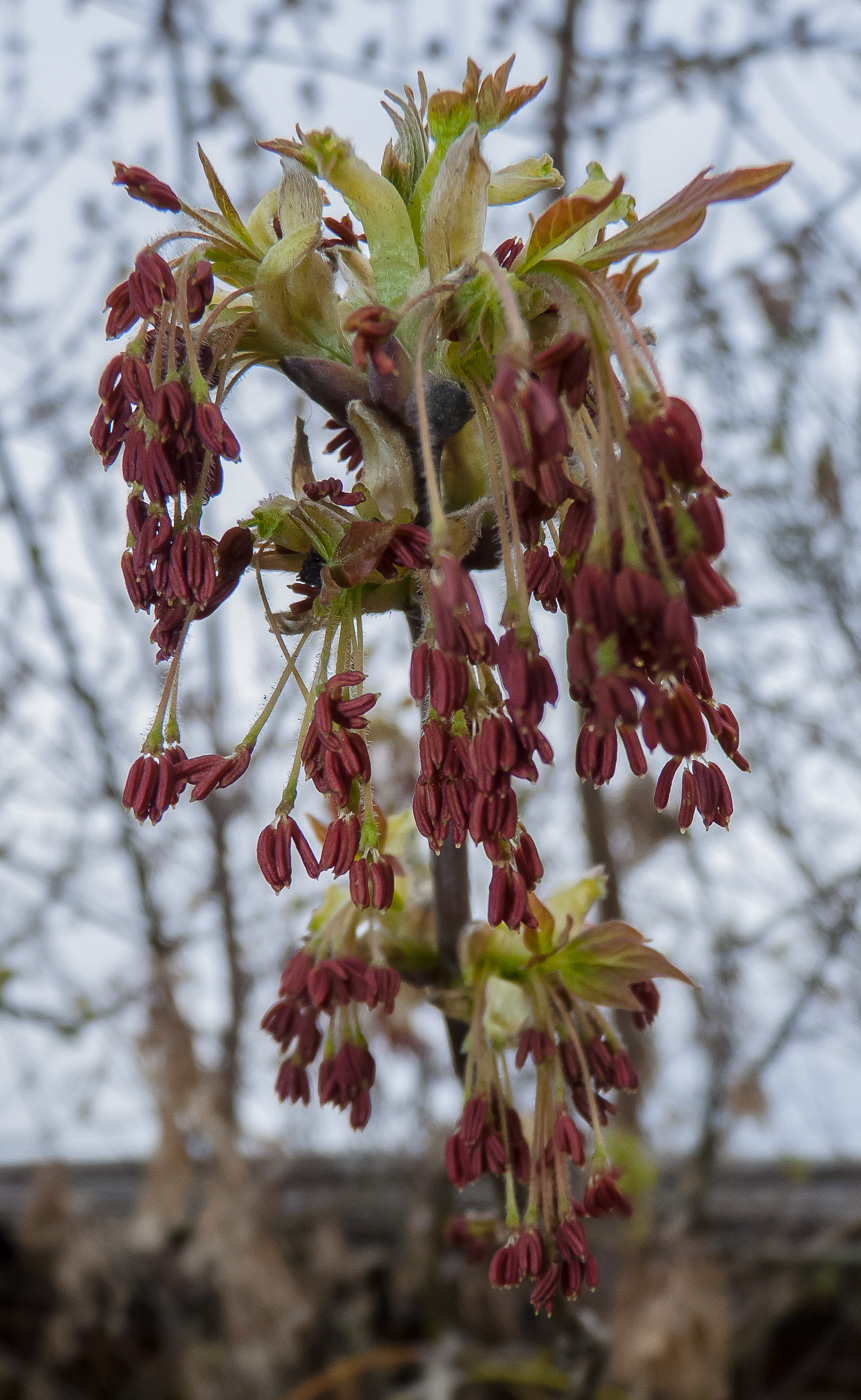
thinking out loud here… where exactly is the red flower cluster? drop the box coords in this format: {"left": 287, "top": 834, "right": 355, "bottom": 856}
{"left": 94, "top": 111, "right": 770, "bottom": 1321}
{"left": 443, "top": 981, "right": 651, "bottom": 1314}
{"left": 301, "top": 671, "right": 376, "bottom": 808}
{"left": 262, "top": 948, "right": 400, "bottom": 1129}
{"left": 92, "top": 258, "right": 250, "bottom": 666}
{"left": 488, "top": 340, "right": 745, "bottom": 830}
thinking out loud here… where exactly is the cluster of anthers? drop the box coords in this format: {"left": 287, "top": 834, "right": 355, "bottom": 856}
{"left": 93, "top": 60, "right": 788, "bottom": 1312}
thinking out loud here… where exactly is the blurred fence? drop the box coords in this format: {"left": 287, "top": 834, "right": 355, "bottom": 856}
{"left": 0, "top": 1153, "right": 859, "bottom": 1399}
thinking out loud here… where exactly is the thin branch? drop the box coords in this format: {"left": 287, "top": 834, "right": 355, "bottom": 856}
{"left": 0, "top": 418, "right": 171, "bottom": 960}
{"left": 547, "top": 0, "right": 585, "bottom": 183}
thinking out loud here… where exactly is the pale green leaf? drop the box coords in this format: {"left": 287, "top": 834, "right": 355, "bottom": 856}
{"left": 577, "top": 162, "right": 792, "bottom": 271}
{"left": 197, "top": 144, "right": 258, "bottom": 252}
{"left": 520, "top": 174, "right": 626, "bottom": 271}
{"left": 488, "top": 153, "right": 563, "bottom": 205}
{"left": 423, "top": 123, "right": 489, "bottom": 281}
{"left": 347, "top": 402, "right": 416, "bottom": 519}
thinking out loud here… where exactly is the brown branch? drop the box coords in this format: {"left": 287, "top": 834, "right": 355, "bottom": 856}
{"left": 431, "top": 838, "right": 471, "bottom": 1080}
{"left": 743, "top": 906, "right": 856, "bottom": 1086}
{"left": 206, "top": 798, "right": 250, "bottom": 1127}
{"left": 281, "top": 1344, "right": 422, "bottom": 1400}
{"left": 0, "top": 420, "right": 171, "bottom": 963}
{"left": 548, "top": 0, "right": 586, "bottom": 182}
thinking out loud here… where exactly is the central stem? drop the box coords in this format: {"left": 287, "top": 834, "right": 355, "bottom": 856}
{"left": 407, "top": 607, "right": 471, "bottom": 1081}
{"left": 431, "top": 835, "right": 471, "bottom": 1079}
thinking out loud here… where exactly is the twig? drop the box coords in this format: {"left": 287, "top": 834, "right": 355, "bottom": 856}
{"left": 281, "top": 1343, "right": 422, "bottom": 1400}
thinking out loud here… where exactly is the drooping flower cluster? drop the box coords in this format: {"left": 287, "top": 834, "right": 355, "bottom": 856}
{"left": 94, "top": 59, "right": 788, "bottom": 1311}
{"left": 437, "top": 874, "right": 692, "bottom": 1315}
{"left": 262, "top": 943, "right": 400, "bottom": 1130}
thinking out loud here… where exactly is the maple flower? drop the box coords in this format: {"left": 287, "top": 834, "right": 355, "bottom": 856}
{"left": 95, "top": 55, "right": 788, "bottom": 1310}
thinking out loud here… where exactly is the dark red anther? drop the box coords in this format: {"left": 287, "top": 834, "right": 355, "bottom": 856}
{"left": 369, "top": 854, "right": 396, "bottom": 911}
{"left": 709, "top": 761, "right": 734, "bottom": 829}
{"left": 555, "top": 1213, "right": 589, "bottom": 1263}
{"left": 112, "top": 161, "right": 181, "bottom": 212}
{"left": 303, "top": 477, "right": 365, "bottom": 507}
{"left": 662, "top": 595, "right": 698, "bottom": 664}
{"left": 319, "top": 813, "right": 361, "bottom": 877}
{"left": 575, "top": 725, "right": 618, "bottom": 786}
{"left": 410, "top": 641, "right": 429, "bottom": 701}
{"left": 533, "top": 332, "right": 590, "bottom": 408}
{"left": 256, "top": 815, "right": 320, "bottom": 892}
{"left": 260, "top": 999, "right": 299, "bottom": 1048}
{"left": 612, "top": 1048, "right": 640, "bottom": 1090}
{"left": 350, "top": 1088, "right": 372, "bottom": 1129}
{"left": 195, "top": 401, "right": 241, "bottom": 461}
{"left": 153, "top": 379, "right": 193, "bottom": 438}
{"left": 654, "top": 755, "right": 681, "bottom": 810}
{"left": 127, "top": 247, "right": 176, "bottom": 318}
{"left": 560, "top": 1258, "right": 585, "bottom": 1300}
{"left": 682, "top": 551, "right": 738, "bottom": 615}
{"left": 513, "top": 830, "right": 543, "bottom": 888}
{"left": 104, "top": 280, "right": 138, "bottom": 339}
{"left": 186, "top": 259, "right": 214, "bottom": 321}
{"left": 692, "top": 757, "right": 718, "bottom": 827}
{"left": 514, "top": 1228, "right": 544, "bottom": 1280}
{"left": 349, "top": 856, "right": 370, "bottom": 910}
{"left": 678, "top": 766, "right": 696, "bottom": 831}
{"left": 572, "top": 562, "right": 619, "bottom": 637}
{"left": 175, "top": 745, "right": 252, "bottom": 801}
{"left": 365, "top": 966, "right": 401, "bottom": 1014}
{"left": 687, "top": 491, "right": 726, "bottom": 556}
{"left": 620, "top": 727, "right": 648, "bottom": 777}
{"left": 296, "top": 1013, "right": 322, "bottom": 1070}
{"left": 628, "top": 396, "right": 705, "bottom": 492}
{"left": 515, "top": 1028, "right": 556, "bottom": 1070}
{"left": 493, "top": 236, "right": 523, "bottom": 270}
{"left": 279, "top": 950, "right": 314, "bottom": 1002}
{"left": 343, "top": 303, "right": 398, "bottom": 375}
{"left": 488, "top": 1243, "right": 521, "bottom": 1288}
{"left": 530, "top": 1263, "right": 561, "bottom": 1317}
{"left": 275, "top": 1060, "right": 310, "bottom": 1105}
{"left": 553, "top": 1111, "right": 586, "bottom": 1166}
{"left": 631, "top": 979, "right": 660, "bottom": 1029}
{"left": 583, "top": 1170, "right": 633, "bottom": 1219}
{"left": 445, "top": 1134, "right": 469, "bottom": 1189}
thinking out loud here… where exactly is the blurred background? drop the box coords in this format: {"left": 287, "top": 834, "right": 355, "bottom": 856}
{"left": 2, "top": 0, "right": 861, "bottom": 1395}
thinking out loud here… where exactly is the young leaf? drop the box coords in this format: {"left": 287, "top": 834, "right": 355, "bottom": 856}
{"left": 577, "top": 162, "right": 792, "bottom": 271}
{"left": 519, "top": 175, "right": 626, "bottom": 271}
{"left": 423, "top": 124, "right": 490, "bottom": 281}
{"left": 347, "top": 403, "right": 416, "bottom": 520}
{"left": 327, "top": 519, "right": 397, "bottom": 587}
{"left": 488, "top": 154, "right": 564, "bottom": 206}
{"left": 544, "top": 868, "right": 607, "bottom": 936}
{"left": 262, "top": 132, "right": 420, "bottom": 307}
{"left": 548, "top": 162, "right": 636, "bottom": 261}
{"left": 197, "top": 144, "right": 258, "bottom": 253}
{"left": 290, "top": 417, "right": 314, "bottom": 498}
{"left": 551, "top": 920, "right": 694, "bottom": 1010}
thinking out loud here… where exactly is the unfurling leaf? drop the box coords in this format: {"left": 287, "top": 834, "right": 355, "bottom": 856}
{"left": 197, "top": 144, "right": 258, "bottom": 252}
{"left": 347, "top": 403, "right": 416, "bottom": 519}
{"left": 548, "top": 162, "right": 636, "bottom": 261}
{"left": 483, "top": 975, "right": 529, "bottom": 1049}
{"left": 423, "top": 124, "right": 490, "bottom": 281}
{"left": 488, "top": 154, "right": 564, "bottom": 205}
{"left": 520, "top": 175, "right": 626, "bottom": 271}
{"left": 577, "top": 162, "right": 792, "bottom": 270}
{"left": 544, "top": 868, "right": 607, "bottom": 937}
{"left": 326, "top": 519, "right": 397, "bottom": 587}
{"left": 290, "top": 417, "right": 314, "bottom": 497}
{"left": 551, "top": 920, "right": 694, "bottom": 1010}
{"left": 262, "top": 131, "right": 420, "bottom": 306}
